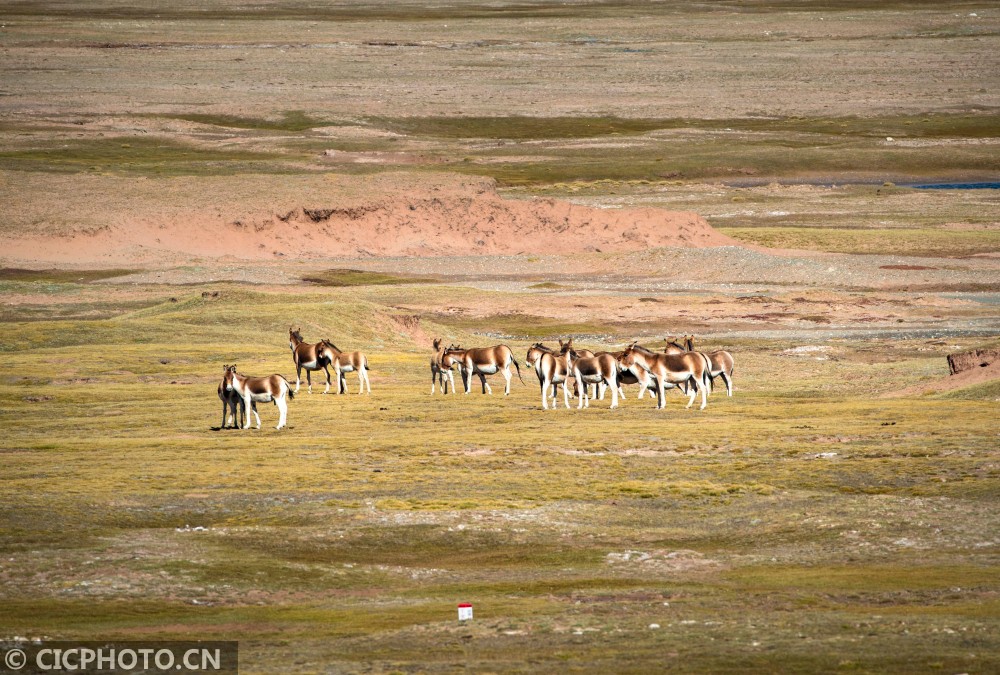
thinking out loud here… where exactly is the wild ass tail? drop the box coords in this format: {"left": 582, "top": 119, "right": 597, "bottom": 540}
{"left": 282, "top": 376, "right": 295, "bottom": 401}
{"left": 512, "top": 357, "right": 525, "bottom": 384}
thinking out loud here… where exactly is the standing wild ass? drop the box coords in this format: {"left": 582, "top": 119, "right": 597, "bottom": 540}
{"left": 444, "top": 344, "right": 524, "bottom": 395}
{"left": 685, "top": 336, "right": 735, "bottom": 397}
{"left": 570, "top": 349, "right": 620, "bottom": 409}
{"left": 526, "top": 341, "right": 576, "bottom": 409}
{"left": 289, "top": 327, "right": 334, "bottom": 394}
{"left": 218, "top": 364, "right": 255, "bottom": 428}
{"left": 317, "top": 339, "right": 371, "bottom": 394}
{"left": 620, "top": 343, "right": 710, "bottom": 410}
{"left": 430, "top": 338, "right": 461, "bottom": 394}
{"left": 222, "top": 366, "right": 294, "bottom": 430}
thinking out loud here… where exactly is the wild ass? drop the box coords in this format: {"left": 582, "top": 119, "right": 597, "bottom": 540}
{"left": 218, "top": 364, "right": 255, "bottom": 429}
{"left": 317, "top": 340, "right": 371, "bottom": 394}
{"left": 444, "top": 344, "right": 524, "bottom": 395}
{"left": 527, "top": 341, "right": 577, "bottom": 409}
{"left": 289, "top": 327, "right": 334, "bottom": 394}
{"left": 620, "top": 342, "right": 710, "bottom": 410}
{"left": 570, "top": 349, "right": 620, "bottom": 409}
{"left": 685, "top": 336, "right": 735, "bottom": 397}
{"left": 222, "top": 366, "right": 294, "bottom": 430}
{"left": 430, "top": 338, "right": 460, "bottom": 394}
{"left": 525, "top": 342, "right": 558, "bottom": 401}
{"left": 612, "top": 348, "right": 658, "bottom": 400}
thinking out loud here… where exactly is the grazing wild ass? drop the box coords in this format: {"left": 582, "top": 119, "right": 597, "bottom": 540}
{"left": 444, "top": 344, "right": 524, "bottom": 395}
{"left": 222, "top": 366, "right": 294, "bottom": 430}
{"left": 218, "top": 364, "right": 255, "bottom": 429}
{"left": 316, "top": 339, "right": 371, "bottom": 394}
{"left": 289, "top": 327, "right": 334, "bottom": 394}
{"left": 430, "top": 338, "right": 461, "bottom": 394}
{"left": 620, "top": 343, "right": 710, "bottom": 410}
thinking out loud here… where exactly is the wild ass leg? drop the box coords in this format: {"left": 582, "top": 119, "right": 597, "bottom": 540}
{"left": 685, "top": 377, "right": 698, "bottom": 409}
{"left": 241, "top": 394, "right": 255, "bottom": 429}
{"left": 275, "top": 394, "right": 288, "bottom": 430}
{"left": 306, "top": 368, "right": 313, "bottom": 394}
{"left": 294, "top": 365, "right": 302, "bottom": 394}
{"left": 221, "top": 400, "right": 229, "bottom": 429}
{"left": 541, "top": 374, "right": 551, "bottom": 409}
{"left": 721, "top": 372, "right": 733, "bottom": 397}
{"left": 323, "top": 365, "right": 332, "bottom": 394}
{"left": 608, "top": 374, "right": 619, "bottom": 409}
{"left": 562, "top": 380, "right": 571, "bottom": 409}
{"left": 656, "top": 379, "right": 666, "bottom": 410}
{"left": 501, "top": 365, "right": 512, "bottom": 395}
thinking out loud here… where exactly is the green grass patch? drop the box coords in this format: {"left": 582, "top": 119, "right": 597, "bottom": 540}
{"left": 373, "top": 113, "right": 1000, "bottom": 142}
{"left": 937, "top": 378, "right": 1000, "bottom": 400}
{"left": 0, "top": 137, "right": 280, "bottom": 176}
{"left": 0, "top": 268, "right": 137, "bottom": 283}
{"left": 718, "top": 226, "right": 1000, "bottom": 258}
{"left": 155, "top": 110, "right": 328, "bottom": 133}
{"left": 302, "top": 269, "right": 439, "bottom": 287}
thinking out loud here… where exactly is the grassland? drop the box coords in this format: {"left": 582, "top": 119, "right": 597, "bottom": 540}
{"left": 1, "top": 278, "right": 997, "bottom": 673}
{"left": 2, "top": 1, "right": 999, "bottom": 671}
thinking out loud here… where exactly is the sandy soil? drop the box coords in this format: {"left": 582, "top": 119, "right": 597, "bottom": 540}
{"left": 0, "top": 174, "right": 734, "bottom": 263}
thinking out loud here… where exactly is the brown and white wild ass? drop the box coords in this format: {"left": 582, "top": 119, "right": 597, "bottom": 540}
{"left": 620, "top": 342, "right": 710, "bottom": 410}
{"left": 444, "top": 344, "right": 524, "bottom": 395}
{"left": 527, "top": 341, "right": 577, "bottom": 409}
{"left": 430, "top": 338, "right": 461, "bottom": 395}
{"left": 218, "top": 364, "right": 255, "bottom": 429}
{"left": 222, "top": 366, "right": 294, "bottom": 430}
{"left": 570, "top": 349, "right": 620, "bottom": 409}
{"left": 315, "top": 339, "right": 371, "bottom": 394}
{"left": 289, "top": 327, "right": 334, "bottom": 394}
{"left": 685, "top": 336, "right": 735, "bottom": 397}
{"left": 612, "top": 348, "right": 658, "bottom": 401}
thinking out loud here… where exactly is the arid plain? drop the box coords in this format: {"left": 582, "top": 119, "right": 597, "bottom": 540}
{"left": 1, "top": 2, "right": 999, "bottom": 673}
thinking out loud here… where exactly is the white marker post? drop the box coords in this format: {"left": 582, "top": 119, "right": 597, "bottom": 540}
{"left": 457, "top": 603, "right": 473, "bottom": 621}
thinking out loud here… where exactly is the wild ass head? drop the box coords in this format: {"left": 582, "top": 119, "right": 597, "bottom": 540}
{"left": 289, "top": 327, "right": 304, "bottom": 350}
{"left": 222, "top": 364, "right": 239, "bottom": 392}
{"left": 664, "top": 336, "right": 687, "bottom": 354}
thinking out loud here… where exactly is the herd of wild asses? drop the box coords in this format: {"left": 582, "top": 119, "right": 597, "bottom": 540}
{"left": 217, "top": 328, "right": 734, "bottom": 430}
{"left": 216, "top": 328, "right": 371, "bottom": 430}
{"left": 433, "top": 337, "right": 734, "bottom": 411}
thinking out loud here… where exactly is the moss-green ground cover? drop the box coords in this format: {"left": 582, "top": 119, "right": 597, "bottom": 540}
{"left": 1, "top": 281, "right": 996, "bottom": 673}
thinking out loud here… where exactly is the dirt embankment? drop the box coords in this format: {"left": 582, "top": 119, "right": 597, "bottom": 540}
{"left": 0, "top": 176, "right": 737, "bottom": 265}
